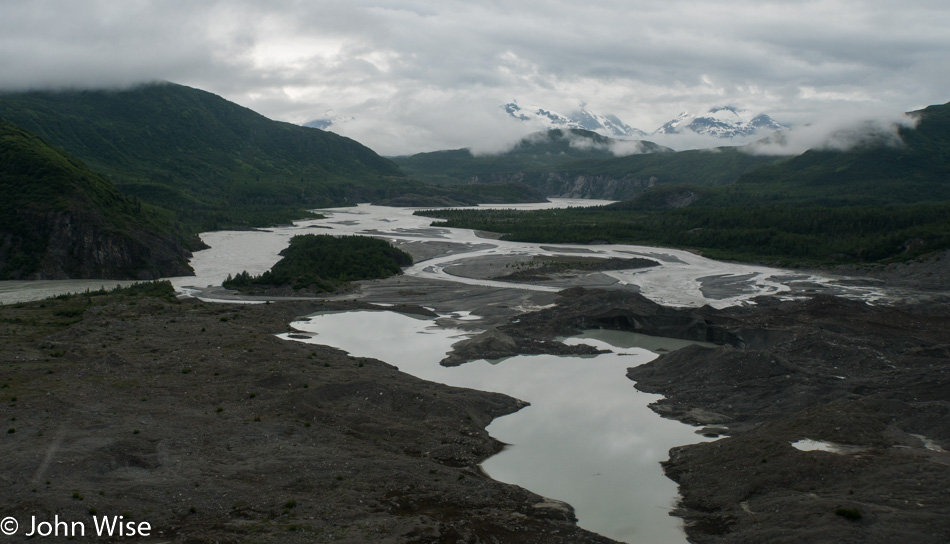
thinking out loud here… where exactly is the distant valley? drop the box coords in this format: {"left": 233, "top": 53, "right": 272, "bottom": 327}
{"left": 418, "top": 101, "right": 950, "bottom": 266}
{"left": 3, "top": 81, "right": 949, "bottom": 279}
{"left": 0, "top": 83, "right": 543, "bottom": 279}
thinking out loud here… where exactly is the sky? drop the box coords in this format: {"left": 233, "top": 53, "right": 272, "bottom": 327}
{"left": 2, "top": 0, "right": 949, "bottom": 155}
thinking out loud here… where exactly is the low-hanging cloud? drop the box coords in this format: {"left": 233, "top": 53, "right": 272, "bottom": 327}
{"left": 332, "top": 90, "right": 538, "bottom": 157}
{"left": 462, "top": 123, "right": 652, "bottom": 159}
{"left": 557, "top": 131, "right": 649, "bottom": 157}
{"left": 742, "top": 107, "right": 920, "bottom": 156}
{"left": 645, "top": 131, "right": 757, "bottom": 152}
{"left": 608, "top": 140, "right": 649, "bottom": 157}
{"left": 2, "top": 1, "right": 950, "bottom": 155}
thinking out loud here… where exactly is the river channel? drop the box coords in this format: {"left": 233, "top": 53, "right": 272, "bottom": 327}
{"left": 168, "top": 200, "right": 886, "bottom": 308}
{"left": 170, "top": 200, "right": 886, "bottom": 543}
{"left": 0, "top": 200, "right": 891, "bottom": 542}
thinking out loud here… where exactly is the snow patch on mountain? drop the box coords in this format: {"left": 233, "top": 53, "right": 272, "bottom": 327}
{"left": 303, "top": 112, "right": 355, "bottom": 131}
{"left": 503, "top": 102, "right": 786, "bottom": 147}
{"left": 653, "top": 106, "right": 786, "bottom": 138}
{"left": 502, "top": 102, "right": 648, "bottom": 139}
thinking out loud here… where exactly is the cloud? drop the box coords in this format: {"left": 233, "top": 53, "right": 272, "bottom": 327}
{"left": 742, "top": 107, "right": 920, "bottom": 156}
{"left": 645, "top": 131, "right": 756, "bottom": 152}
{"left": 1, "top": 1, "right": 949, "bottom": 154}
{"left": 608, "top": 140, "right": 650, "bottom": 157}
{"left": 463, "top": 123, "right": 653, "bottom": 159}
{"left": 319, "top": 89, "right": 539, "bottom": 156}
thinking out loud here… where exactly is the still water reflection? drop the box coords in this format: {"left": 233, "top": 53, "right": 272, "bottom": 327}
{"left": 282, "top": 310, "right": 711, "bottom": 544}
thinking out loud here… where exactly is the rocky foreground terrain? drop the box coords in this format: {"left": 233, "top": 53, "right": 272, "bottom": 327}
{"left": 3, "top": 278, "right": 949, "bottom": 544}
{"left": 0, "top": 284, "right": 616, "bottom": 543}
{"left": 444, "top": 287, "right": 950, "bottom": 543}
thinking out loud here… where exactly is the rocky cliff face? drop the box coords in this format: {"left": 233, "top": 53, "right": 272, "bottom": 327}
{"left": 6, "top": 211, "right": 195, "bottom": 280}
{"left": 0, "top": 119, "right": 199, "bottom": 281}
{"left": 538, "top": 172, "right": 657, "bottom": 199}
{"left": 471, "top": 171, "right": 657, "bottom": 200}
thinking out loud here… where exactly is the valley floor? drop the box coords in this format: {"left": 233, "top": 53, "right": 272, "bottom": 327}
{"left": 0, "top": 293, "right": 617, "bottom": 543}
{"left": 2, "top": 238, "right": 948, "bottom": 543}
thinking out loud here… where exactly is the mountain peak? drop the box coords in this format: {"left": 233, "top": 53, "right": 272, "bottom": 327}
{"left": 502, "top": 102, "right": 648, "bottom": 139}
{"left": 303, "top": 112, "right": 355, "bottom": 131}
{"left": 652, "top": 107, "right": 786, "bottom": 138}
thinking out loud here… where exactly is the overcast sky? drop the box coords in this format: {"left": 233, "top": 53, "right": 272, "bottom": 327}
{"left": 2, "top": 0, "right": 949, "bottom": 155}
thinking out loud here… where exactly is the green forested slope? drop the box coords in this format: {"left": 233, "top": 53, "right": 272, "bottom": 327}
{"left": 395, "top": 129, "right": 787, "bottom": 200}
{"left": 393, "top": 129, "right": 672, "bottom": 185}
{"left": 0, "top": 83, "right": 418, "bottom": 231}
{"left": 531, "top": 146, "right": 786, "bottom": 187}
{"left": 418, "top": 103, "right": 950, "bottom": 265}
{"left": 0, "top": 119, "right": 195, "bottom": 279}
{"left": 735, "top": 102, "right": 950, "bottom": 205}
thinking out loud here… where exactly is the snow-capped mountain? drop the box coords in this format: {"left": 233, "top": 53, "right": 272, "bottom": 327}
{"left": 303, "top": 112, "right": 355, "bottom": 131}
{"left": 503, "top": 102, "right": 786, "bottom": 142}
{"left": 503, "top": 102, "right": 648, "bottom": 139}
{"left": 653, "top": 106, "right": 786, "bottom": 138}
{"left": 303, "top": 119, "right": 334, "bottom": 130}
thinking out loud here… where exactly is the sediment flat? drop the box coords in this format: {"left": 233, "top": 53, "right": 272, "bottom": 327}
{"left": 0, "top": 292, "right": 617, "bottom": 543}
{"left": 437, "top": 287, "right": 950, "bottom": 544}
{"left": 5, "top": 241, "right": 948, "bottom": 543}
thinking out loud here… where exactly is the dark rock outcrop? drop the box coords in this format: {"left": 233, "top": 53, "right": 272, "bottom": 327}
{"left": 22, "top": 211, "right": 196, "bottom": 279}
{"left": 1, "top": 118, "right": 198, "bottom": 280}
{"left": 440, "top": 287, "right": 748, "bottom": 366}
{"left": 471, "top": 171, "right": 658, "bottom": 200}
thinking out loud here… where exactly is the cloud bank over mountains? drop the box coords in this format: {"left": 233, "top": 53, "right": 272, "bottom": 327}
{"left": 2, "top": 1, "right": 949, "bottom": 155}
{"left": 744, "top": 108, "right": 921, "bottom": 156}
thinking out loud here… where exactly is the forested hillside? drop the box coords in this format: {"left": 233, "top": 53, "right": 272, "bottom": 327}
{"left": 512, "top": 147, "right": 787, "bottom": 200}
{"left": 0, "top": 83, "right": 418, "bottom": 231}
{"left": 0, "top": 83, "right": 517, "bottom": 232}
{"left": 395, "top": 129, "right": 786, "bottom": 200}
{"left": 394, "top": 129, "right": 671, "bottom": 185}
{"left": 735, "top": 102, "right": 950, "bottom": 205}
{"left": 419, "top": 102, "right": 950, "bottom": 265}
{"left": 0, "top": 119, "right": 196, "bottom": 279}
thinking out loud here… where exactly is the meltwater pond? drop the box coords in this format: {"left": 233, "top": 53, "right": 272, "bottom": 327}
{"left": 281, "top": 309, "right": 712, "bottom": 544}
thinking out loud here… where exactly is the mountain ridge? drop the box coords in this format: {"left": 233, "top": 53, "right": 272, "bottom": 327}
{"left": 393, "top": 128, "right": 672, "bottom": 186}
{"left": 502, "top": 102, "right": 787, "bottom": 142}
{"left": 394, "top": 127, "right": 786, "bottom": 200}
{"left": 416, "top": 101, "right": 950, "bottom": 265}
{"left": 0, "top": 82, "right": 413, "bottom": 232}
{"left": 653, "top": 106, "right": 787, "bottom": 138}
